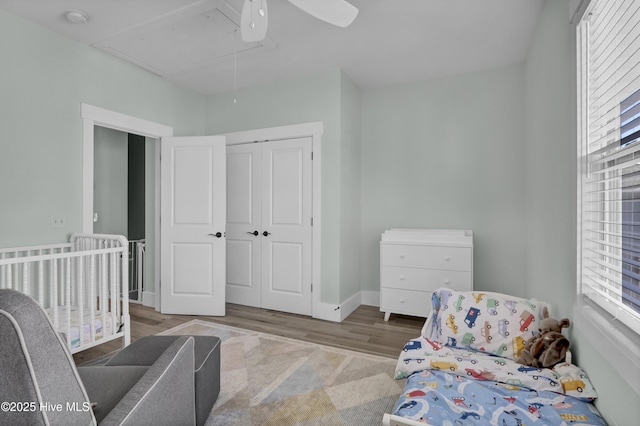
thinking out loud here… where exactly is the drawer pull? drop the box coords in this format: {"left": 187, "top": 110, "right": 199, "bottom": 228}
{"left": 399, "top": 275, "right": 405, "bottom": 280}
{"left": 399, "top": 253, "right": 405, "bottom": 259}
{"left": 444, "top": 279, "right": 450, "bottom": 284}
{"left": 444, "top": 256, "right": 451, "bottom": 261}
{"left": 399, "top": 298, "right": 405, "bottom": 303}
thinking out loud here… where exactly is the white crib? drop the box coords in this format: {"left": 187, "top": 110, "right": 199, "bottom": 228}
{"left": 0, "top": 233, "right": 131, "bottom": 354}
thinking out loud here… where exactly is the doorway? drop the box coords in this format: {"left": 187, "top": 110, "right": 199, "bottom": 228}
{"left": 82, "top": 103, "right": 173, "bottom": 311}
{"left": 93, "top": 127, "right": 150, "bottom": 302}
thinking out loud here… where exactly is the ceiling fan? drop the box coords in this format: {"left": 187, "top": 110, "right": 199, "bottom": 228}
{"left": 240, "top": 0, "right": 359, "bottom": 42}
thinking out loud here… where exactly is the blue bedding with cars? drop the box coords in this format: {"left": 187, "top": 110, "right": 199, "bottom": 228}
{"left": 390, "top": 288, "right": 607, "bottom": 425}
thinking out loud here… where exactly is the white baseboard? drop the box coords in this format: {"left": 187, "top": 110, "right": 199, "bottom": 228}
{"left": 313, "top": 301, "right": 342, "bottom": 322}
{"left": 361, "top": 290, "right": 380, "bottom": 307}
{"left": 338, "top": 292, "right": 361, "bottom": 322}
{"left": 142, "top": 291, "right": 155, "bottom": 308}
{"left": 312, "top": 291, "right": 363, "bottom": 322}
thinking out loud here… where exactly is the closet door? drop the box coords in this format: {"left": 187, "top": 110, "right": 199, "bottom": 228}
{"left": 226, "top": 143, "right": 262, "bottom": 307}
{"left": 261, "top": 138, "right": 313, "bottom": 316}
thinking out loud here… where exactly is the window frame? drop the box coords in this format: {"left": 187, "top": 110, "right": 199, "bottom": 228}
{"left": 575, "top": 0, "right": 640, "bottom": 396}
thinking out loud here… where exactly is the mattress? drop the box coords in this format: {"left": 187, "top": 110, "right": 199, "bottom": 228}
{"left": 45, "top": 305, "right": 115, "bottom": 349}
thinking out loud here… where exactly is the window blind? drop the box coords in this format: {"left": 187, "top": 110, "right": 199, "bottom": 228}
{"left": 578, "top": 0, "right": 640, "bottom": 336}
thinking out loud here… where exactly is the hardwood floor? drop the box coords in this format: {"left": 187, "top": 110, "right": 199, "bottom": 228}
{"left": 72, "top": 303, "right": 425, "bottom": 365}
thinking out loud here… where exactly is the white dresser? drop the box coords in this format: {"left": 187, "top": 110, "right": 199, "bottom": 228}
{"left": 380, "top": 229, "right": 473, "bottom": 321}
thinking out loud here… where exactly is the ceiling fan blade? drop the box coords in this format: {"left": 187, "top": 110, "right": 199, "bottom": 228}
{"left": 241, "top": 0, "right": 268, "bottom": 42}
{"left": 288, "top": 0, "right": 359, "bottom": 28}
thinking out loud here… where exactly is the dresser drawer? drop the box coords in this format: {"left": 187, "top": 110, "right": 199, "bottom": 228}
{"left": 380, "top": 288, "right": 431, "bottom": 317}
{"left": 381, "top": 266, "right": 472, "bottom": 292}
{"left": 381, "top": 244, "right": 472, "bottom": 271}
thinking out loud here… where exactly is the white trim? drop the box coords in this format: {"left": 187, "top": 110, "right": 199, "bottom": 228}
{"left": 224, "top": 122, "right": 323, "bottom": 145}
{"left": 311, "top": 130, "right": 323, "bottom": 321}
{"left": 221, "top": 122, "right": 324, "bottom": 320}
{"left": 311, "top": 302, "right": 341, "bottom": 322}
{"left": 81, "top": 104, "right": 173, "bottom": 138}
{"left": 81, "top": 103, "right": 173, "bottom": 233}
{"left": 82, "top": 117, "right": 95, "bottom": 233}
{"left": 338, "top": 292, "right": 361, "bottom": 322}
{"left": 310, "top": 292, "right": 370, "bottom": 323}
{"left": 574, "top": 302, "right": 640, "bottom": 396}
{"left": 573, "top": 4, "right": 640, "bottom": 397}
{"left": 154, "top": 142, "right": 162, "bottom": 311}
{"left": 81, "top": 103, "right": 173, "bottom": 312}
{"left": 569, "top": 0, "right": 591, "bottom": 24}
{"left": 361, "top": 290, "right": 380, "bottom": 307}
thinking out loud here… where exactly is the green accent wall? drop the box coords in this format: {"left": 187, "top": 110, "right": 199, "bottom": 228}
{"left": 360, "top": 65, "right": 527, "bottom": 297}
{"left": 0, "top": 10, "right": 206, "bottom": 248}
{"left": 93, "top": 126, "right": 128, "bottom": 237}
{"left": 524, "top": 1, "right": 640, "bottom": 423}
{"left": 339, "top": 74, "right": 362, "bottom": 302}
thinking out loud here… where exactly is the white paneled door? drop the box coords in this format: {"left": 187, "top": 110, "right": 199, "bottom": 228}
{"left": 226, "top": 143, "right": 262, "bottom": 308}
{"left": 226, "top": 138, "right": 312, "bottom": 316}
{"left": 160, "top": 136, "right": 226, "bottom": 315}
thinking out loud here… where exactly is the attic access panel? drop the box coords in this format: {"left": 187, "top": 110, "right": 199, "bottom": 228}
{"left": 92, "top": 0, "right": 274, "bottom": 77}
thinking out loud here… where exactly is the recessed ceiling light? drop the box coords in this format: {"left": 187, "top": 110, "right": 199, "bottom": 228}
{"left": 65, "top": 10, "right": 89, "bottom": 24}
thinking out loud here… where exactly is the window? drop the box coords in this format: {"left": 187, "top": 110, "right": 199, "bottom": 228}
{"left": 577, "top": 0, "right": 640, "bottom": 339}
{"left": 621, "top": 89, "right": 640, "bottom": 316}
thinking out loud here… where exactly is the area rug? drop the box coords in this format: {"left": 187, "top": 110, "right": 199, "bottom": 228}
{"left": 159, "top": 319, "right": 405, "bottom": 426}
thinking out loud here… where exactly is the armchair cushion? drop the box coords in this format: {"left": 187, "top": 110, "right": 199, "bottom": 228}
{"left": 77, "top": 366, "right": 149, "bottom": 423}
{"left": 106, "top": 335, "right": 220, "bottom": 426}
{"left": 99, "top": 336, "right": 196, "bottom": 426}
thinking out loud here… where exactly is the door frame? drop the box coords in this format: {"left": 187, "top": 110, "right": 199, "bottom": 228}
{"left": 222, "top": 122, "right": 323, "bottom": 320}
{"left": 81, "top": 103, "right": 173, "bottom": 311}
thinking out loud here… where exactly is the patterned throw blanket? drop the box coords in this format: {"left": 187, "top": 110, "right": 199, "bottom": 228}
{"left": 393, "top": 340, "right": 605, "bottom": 425}
{"left": 390, "top": 288, "right": 607, "bottom": 425}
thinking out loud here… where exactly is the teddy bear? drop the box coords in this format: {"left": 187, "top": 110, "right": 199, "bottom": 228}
{"left": 516, "top": 306, "right": 571, "bottom": 368}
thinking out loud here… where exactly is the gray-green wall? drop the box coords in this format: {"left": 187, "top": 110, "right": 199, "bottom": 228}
{"left": 339, "top": 75, "right": 362, "bottom": 302}
{"left": 524, "top": 1, "right": 640, "bottom": 423}
{"left": 0, "top": 9, "right": 206, "bottom": 248}
{"left": 360, "top": 65, "right": 527, "bottom": 297}
{"left": 93, "top": 126, "right": 128, "bottom": 236}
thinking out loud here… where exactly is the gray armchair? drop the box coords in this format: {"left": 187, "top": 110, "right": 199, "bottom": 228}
{"left": 0, "top": 289, "right": 196, "bottom": 425}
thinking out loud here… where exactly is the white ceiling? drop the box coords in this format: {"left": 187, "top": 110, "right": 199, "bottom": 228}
{"left": 0, "top": 0, "right": 545, "bottom": 95}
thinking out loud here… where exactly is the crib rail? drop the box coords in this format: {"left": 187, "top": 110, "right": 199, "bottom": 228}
{"left": 0, "top": 234, "right": 131, "bottom": 353}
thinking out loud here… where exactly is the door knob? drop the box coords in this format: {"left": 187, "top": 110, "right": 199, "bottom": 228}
{"left": 247, "top": 230, "right": 259, "bottom": 236}
{"left": 208, "top": 232, "right": 223, "bottom": 238}
{"left": 263, "top": 231, "right": 271, "bottom": 237}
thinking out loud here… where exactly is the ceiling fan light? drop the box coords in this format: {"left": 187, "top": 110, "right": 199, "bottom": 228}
{"left": 241, "top": 0, "right": 268, "bottom": 42}
{"left": 65, "top": 9, "right": 89, "bottom": 24}
{"left": 288, "top": 0, "right": 358, "bottom": 28}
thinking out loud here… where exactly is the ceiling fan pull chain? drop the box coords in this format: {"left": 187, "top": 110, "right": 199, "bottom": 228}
{"left": 250, "top": 0, "right": 255, "bottom": 28}
{"left": 233, "top": 29, "right": 238, "bottom": 104}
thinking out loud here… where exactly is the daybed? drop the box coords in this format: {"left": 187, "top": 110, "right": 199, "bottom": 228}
{"left": 383, "top": 288, "right": 607, "bottom": 426}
